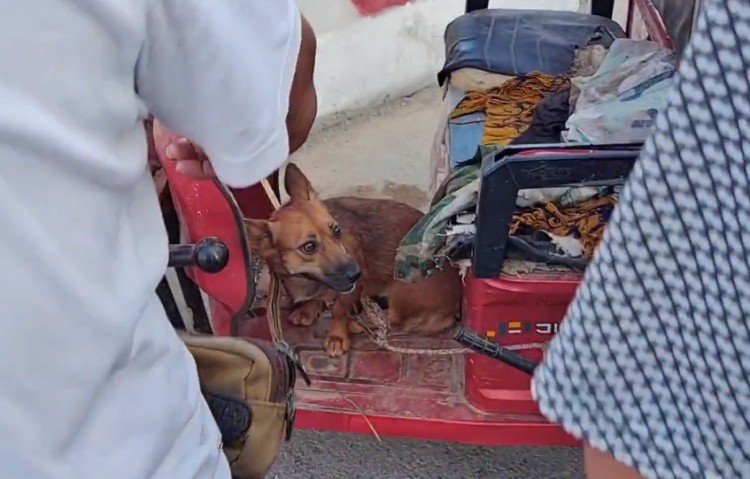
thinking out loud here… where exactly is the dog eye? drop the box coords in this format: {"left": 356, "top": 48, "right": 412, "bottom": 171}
{"left": 299, "top": 241, "right": 318, "bottom": 254}
{"left": 332, "top": 225, "right": 342, "bottom": 239}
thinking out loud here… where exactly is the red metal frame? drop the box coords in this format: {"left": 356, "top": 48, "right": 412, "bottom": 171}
{"left": 463, "top": 274, "right": 580, "bottom": 415}
{"left": 627, "top": 0, "right": 674, "bottom": 49}
{"left": 152, "top": 125, "right": 274, "bottom": 337}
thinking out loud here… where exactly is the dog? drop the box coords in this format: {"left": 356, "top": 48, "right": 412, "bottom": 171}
{"left": 245, "top": 163, "right": 463, "bottom": 357}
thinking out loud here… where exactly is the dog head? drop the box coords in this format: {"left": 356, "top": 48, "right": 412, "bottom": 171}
{"left": 245, "top": 163, "right": 361, "bottom": 294}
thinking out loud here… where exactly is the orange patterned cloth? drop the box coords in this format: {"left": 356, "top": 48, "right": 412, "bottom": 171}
{"left": 510, "top": 194, "right": 618, "bottom": 258}
{"left": 450, "top": 72, "right": 570, "bottom": 146}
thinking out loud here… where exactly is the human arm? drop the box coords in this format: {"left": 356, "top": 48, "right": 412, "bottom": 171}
{"left": 287, "top": 15, "right": 317, "bottom": 154}
{"left": 136, "top": 0, "right": 306, "bottom": 188}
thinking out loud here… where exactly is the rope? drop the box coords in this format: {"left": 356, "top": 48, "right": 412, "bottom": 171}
{"left": 355, "top": 297, "right": 547, "bottom": 356}
{"left": 266, "top": 272, "right": 285, "bottom": 344}
{"left": 255, "top": 178, "right": 544, "bottom": 357}
{"left": 259, "top": 178, "right": 311, "bottom": 386}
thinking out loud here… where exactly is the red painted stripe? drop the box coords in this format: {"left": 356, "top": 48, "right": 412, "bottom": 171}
{"left": 350, "top": 0, "right": 411, "bottom": 16}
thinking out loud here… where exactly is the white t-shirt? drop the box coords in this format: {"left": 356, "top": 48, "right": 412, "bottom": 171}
{"left": 0, "top": 1, "right": 300, "bottom": 478}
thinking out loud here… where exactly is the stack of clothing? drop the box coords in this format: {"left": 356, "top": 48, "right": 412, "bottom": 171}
{"left": 402, "top": 8, "right": 678, "bottom": 282}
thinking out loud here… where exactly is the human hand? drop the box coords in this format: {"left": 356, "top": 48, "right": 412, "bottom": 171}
{"left": 165, "top": 137, "right": 216, "bottom": 180}
{"left": 152, "top": 119, "right": 216, "bottom": 180}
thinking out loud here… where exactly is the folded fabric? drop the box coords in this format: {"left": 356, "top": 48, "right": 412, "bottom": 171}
{"left": 515, "top": 186, "right": 605, "bottom": 208}
{"left": 451, "top": 73, "right": 570, "bottom": 146}
{"left": 397, "top": 158, "right": 618, "bottom": 280}
{"left": 506, "top": 234, "right": 589, "bottom": 270}
{"left": 569, "top": 44, "right": 609, "bottom": 79}
{"left": 510, "top": 194, "right": 618, "bottom": 259}
{"left": 565, "top": 38, "right": 678, "bottom": 144}
{"left": 396, "top": 165, "right": 479, "bottom": 283}
{"left": 510, "top": 87, "right": 571, "bottom": 145}
{"left": 448, "top": 111, "right": 486, "bottom": 169}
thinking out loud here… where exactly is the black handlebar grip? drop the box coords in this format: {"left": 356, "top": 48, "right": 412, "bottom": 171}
{"left": 168, "top": 237, "right": 229, "bottom": 273}
{"left": 454, "top": 327, "right": 538, "bottom": 375}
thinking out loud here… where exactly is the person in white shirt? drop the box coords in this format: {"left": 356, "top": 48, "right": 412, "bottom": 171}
{"left": 0, "top": 1, "right": 316, "bottom": 478}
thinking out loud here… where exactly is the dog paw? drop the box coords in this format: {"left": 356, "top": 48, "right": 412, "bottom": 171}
{"left": 348, "top": 321, "right": 365, "bottom": 335}
{"left": 324, "top": 335, "right": 351, "bottom": 357}
{"left": 286, "top": 302, "right": 321, "bottom": 327}
{"left": 288, "top": 309, "right": 317, "bottom": 327}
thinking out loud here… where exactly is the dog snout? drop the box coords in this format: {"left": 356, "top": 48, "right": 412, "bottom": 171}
{"left": 344, "top": 262, "right": 362, "bottom": 283}
{"left": 333, "top": 261, "right": 361, "bottom": 285}
{"left": 324, "top": 261, "right": 362, "bottom": 293}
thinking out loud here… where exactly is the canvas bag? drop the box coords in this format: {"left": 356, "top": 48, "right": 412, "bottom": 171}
{"left": 182, "top": 332, "right": 298, "bottom": 479}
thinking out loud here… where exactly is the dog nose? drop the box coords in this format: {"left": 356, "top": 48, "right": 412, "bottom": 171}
{"left": 344, "top": 263, "right": 361, "bottom": 283}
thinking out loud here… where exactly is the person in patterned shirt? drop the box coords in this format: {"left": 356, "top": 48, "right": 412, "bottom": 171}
{"left": 533, "top": 1, "right": 750, "bottom": 478}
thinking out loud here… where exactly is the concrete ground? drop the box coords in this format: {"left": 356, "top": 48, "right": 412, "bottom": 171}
{"left": 288, "top": 86, "right": 442, "bottom": 210}
{"left": 271, "top": 87, "right": 584, "bottom": 479}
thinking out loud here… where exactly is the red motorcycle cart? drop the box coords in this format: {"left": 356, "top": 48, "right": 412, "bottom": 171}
{"left": 155, "top": 0, "right": 695, "bottom": 447}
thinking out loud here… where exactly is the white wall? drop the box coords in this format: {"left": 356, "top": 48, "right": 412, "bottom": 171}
{"left": 299, "top": 0, "right": 583, "bottom": 120}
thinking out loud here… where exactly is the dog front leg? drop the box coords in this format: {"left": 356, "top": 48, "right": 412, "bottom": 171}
{"left": 324, "top": 290, "right": 360, "bottom": 357}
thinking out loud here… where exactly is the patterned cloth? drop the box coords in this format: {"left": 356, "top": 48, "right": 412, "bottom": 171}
{"left": 395, "top": 165, "right": 479, "bottom": 283}
{"left": 510, "top": 194, "right": 617, "bottom": 259}
{"left": 395, "top": 162, "right": 617, "bottom": 281}
{"left": 396, "top": 75, "right": 568, "bottom": 282}
{"left": 532, "top": 1, "right": 750, "bottom": 478}
{"left": 565, "top": 38, "right": 677, "bottom": 144}
{"left": 450, "top": 73, "right": 569, "bottom": 146}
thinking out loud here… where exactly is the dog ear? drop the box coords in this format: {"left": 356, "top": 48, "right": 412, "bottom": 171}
{"left": 244, "top": 219, "right": 273, "bottom": 253}
{"left": 284, "top": 162, "right": 318, "bottom": 201}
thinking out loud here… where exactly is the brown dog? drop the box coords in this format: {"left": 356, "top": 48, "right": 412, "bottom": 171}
{"left": 245, "top": 163, "right": 463, "bottom": 357}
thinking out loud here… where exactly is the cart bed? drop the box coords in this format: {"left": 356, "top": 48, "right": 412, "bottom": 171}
{"left": 237, "top": 314, "right": 575, "bottom": 445}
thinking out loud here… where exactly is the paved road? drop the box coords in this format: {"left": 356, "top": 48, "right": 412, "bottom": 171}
{"left": 270, "top": 88, "right": 584, "bottom": 479}
{"left": 271, "top": 431, "right": 583, "bottom": 479}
